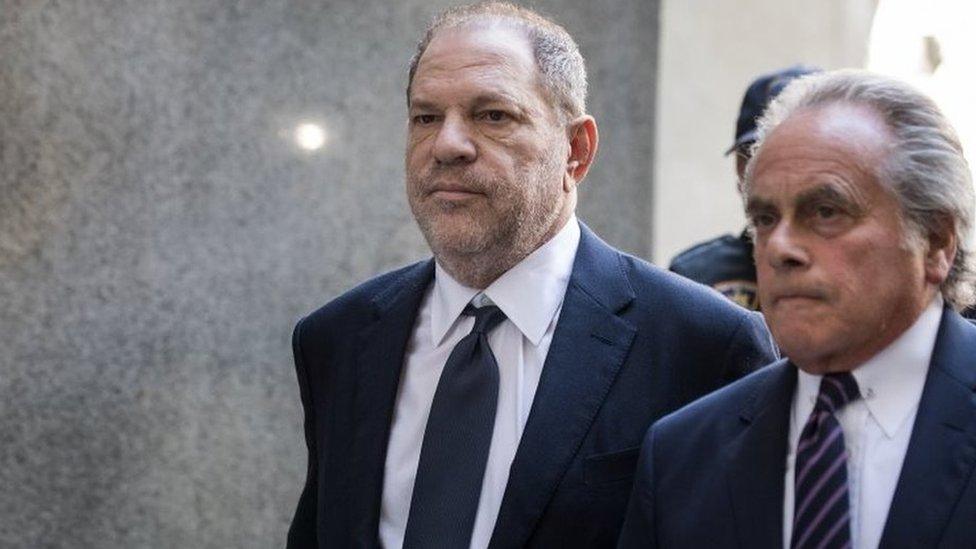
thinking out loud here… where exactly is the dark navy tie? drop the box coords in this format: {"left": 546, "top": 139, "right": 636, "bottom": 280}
{"left": 791, "top": 371, "right": 861, "bottom": 549}
{"left": 402, "top": 304, "right": 507, "bottom": 549}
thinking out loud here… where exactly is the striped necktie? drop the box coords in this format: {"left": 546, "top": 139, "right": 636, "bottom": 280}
{"left": 791, "top": 371, "right": 861, "bottom": 549}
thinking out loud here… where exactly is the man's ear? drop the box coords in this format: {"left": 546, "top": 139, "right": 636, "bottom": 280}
{"left": 923, "top": 215, "right": 957, "bottom": 286}
{"left": 564, "top": 115, "right": 598, "bottom": 192}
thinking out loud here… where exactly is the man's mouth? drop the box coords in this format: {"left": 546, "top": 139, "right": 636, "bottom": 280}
{"left": 771, "top": 290, "right": 826, "bottom": 307}
{"left": 427, "top": 184, "right": 485, "bottom": 200}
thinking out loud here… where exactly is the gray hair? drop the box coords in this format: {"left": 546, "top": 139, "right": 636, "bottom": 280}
{"left": 406, "top": 1, "right": 588, "bottom": 122}
{"left": 744, "top": 69, "right": 976, "bottom": 310}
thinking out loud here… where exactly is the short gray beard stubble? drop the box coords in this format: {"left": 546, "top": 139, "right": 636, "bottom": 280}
{"left": 407, "top": 147, "right": 568, "bottom": 289}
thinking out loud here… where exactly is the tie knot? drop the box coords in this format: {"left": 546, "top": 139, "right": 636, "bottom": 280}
{"left": 815, "top": 372, "right": 861, "bottom": 413}
{"left": 463, "top": 304, "right": 507, "bottom": 335}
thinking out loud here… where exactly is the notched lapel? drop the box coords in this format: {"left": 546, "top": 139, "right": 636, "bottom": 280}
{"left": 348, "top": 261, "right": 434, "bottom": 546}
{"left": 724, "top": 361, "right": 795, "bottom": 549}
{"left": 880, "top": 309, "right": 976, "bottom": 548}
{"left": 489, "top": 224, "right": 637, "bottom": 549}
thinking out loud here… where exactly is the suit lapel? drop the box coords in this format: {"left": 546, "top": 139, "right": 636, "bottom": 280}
{"left": 489, "top": 224, "right": 637, "bottom": 548}
{"left": 880, "top": 308, "right": 976, "bottom": 547}
{"left": 347, "top": 260, "right": 435, "bottom": 547}
{"left": 723, "top": 360, "right": 795, "bottom": 549}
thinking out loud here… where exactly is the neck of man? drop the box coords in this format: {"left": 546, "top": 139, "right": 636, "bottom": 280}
{"left": 437, "top": 208, "right": 574, "bottom": 290}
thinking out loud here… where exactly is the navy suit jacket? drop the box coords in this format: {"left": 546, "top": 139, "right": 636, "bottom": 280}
{"left": 287, "top": 223, "right": 777, "bottom": 548}
{"left": 619, "top": 307, "right": 976, "bottom": 549}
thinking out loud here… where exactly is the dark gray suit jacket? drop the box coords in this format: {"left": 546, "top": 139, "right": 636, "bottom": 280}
{"left": 287, "top": 222, "right": 777, "bottom": 548}
{"left": 619, "top": 307, "right": 976, "bottom": 549}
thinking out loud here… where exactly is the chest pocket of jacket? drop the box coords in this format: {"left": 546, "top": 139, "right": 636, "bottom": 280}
{"left": 583, "top": 446, "right": 641, "bottom": 485}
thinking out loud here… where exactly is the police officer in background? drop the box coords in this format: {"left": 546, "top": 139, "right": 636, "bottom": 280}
{"left": 669, "top": 65, "right": 820, "bottom": 310}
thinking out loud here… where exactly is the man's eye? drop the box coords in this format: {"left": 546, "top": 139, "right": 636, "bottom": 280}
{"left": 751, "top": 213, "right": 776, "bottom": 229}
{"left": 815, "top": 204, "right": 840, "bottom": 220}
{"left": 413, "top": 114, "right": 437, "bottom": 125}
{"left": 481, "top": 110, "right": 509, "bottom": 122}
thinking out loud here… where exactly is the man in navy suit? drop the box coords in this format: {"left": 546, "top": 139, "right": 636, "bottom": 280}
{"left": 286, "top": 3, "right": 776, "bottom": 548}
{"left": 619, "top": 70, "right": 976, "bottom": 549}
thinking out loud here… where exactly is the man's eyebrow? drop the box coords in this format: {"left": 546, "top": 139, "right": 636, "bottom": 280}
{"left": 744, "top": 196, "right": 775, "bottom": 216}
{"left": 797, "top": 184, "right": 844, "bottom": 202}
{"left": 746, "top": 183, "right": 864, "bottom": 218}
{"left": 408, "top": 98, "right": 440, "bottom": 112}
{"left": 793, "top": 183, "right": 861, "bottom": 212}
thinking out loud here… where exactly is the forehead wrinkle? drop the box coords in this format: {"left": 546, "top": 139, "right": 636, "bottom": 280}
{"left": 411, "top": 69, "right": 547, "bottom": 122}
{"left": 416, "top": 56, "right": 536, "bottom": 88}
{"left": 756, "top": 137, "right": 877, "bottom": 174}
{"left": 756, "top": 145, "right": 881, "bottom": 196}
{"left": 412, "top": 70, "right": 532, "bottom": 101}
{"left": 421, "top": 50, "right": 530, "bottom": 74}
{"left": 752, "top": 147, "right": 885, "bottom": 212}
{"left": 410, "top": 89, "right": 525, "bottom": 109}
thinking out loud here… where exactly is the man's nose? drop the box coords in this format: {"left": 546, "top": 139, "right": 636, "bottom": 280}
{"left": 762, "top": 220, "right": 810, "bottom": 271}
{"left": 433, "top": 114, "right": 477, "bottom": 166}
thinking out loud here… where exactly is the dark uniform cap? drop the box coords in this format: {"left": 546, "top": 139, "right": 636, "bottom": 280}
{"left": 669, "top": 232, "right": 760, "bottom": 310}
{"left": 725, "top": 65, "right": 821, "bottom": 156}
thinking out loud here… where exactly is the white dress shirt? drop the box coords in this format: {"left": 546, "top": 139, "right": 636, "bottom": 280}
{"left": 783, "top": 296, "right": 943, "bottom": 549}
{"left": 379, "top": 217, "right": 581, "bottom": 549}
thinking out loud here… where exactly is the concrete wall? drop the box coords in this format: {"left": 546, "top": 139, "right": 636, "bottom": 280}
{"left": 0, "top": 1, "right": 658, "bottom": 547}
{"left": 653, "top": 0, "right": 877, "bottom": 264}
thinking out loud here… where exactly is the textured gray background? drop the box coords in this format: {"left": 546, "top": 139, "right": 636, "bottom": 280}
{"left": 0, "top": 1, "right": 658, "bottom": 547}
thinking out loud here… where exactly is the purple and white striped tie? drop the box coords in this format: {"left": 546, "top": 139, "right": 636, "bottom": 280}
{"left": 791, "top": 372, "right": 861, "bottom": 549}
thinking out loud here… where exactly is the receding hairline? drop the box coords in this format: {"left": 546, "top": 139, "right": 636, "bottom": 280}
{"left": 754, "top": 101, "right": 894, "bottom": 175}
{"left": 407, "top": 18, "right": 542, "bottom": 105}
{"left": 746, "top": 100, "right": 895, "bottom": 191}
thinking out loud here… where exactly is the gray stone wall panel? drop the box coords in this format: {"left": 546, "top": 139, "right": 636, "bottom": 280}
{"left": 0, "top": 2, "right": 658, "bottom": 547}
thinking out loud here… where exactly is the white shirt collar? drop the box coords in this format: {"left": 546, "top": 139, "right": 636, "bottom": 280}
{"left": 794, "top": 295, "right": 943, "bottom": 439}
{"left": 430, "top": 216, "right": 581, "bottom": 347}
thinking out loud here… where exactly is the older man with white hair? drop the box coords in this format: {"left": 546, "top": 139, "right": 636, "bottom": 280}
{"left": 619, "top": 70, "right": 976, "bottom": 549}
